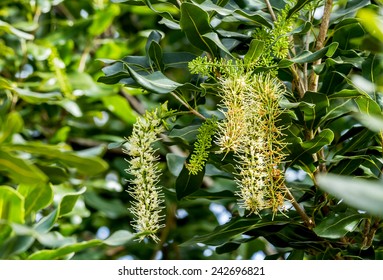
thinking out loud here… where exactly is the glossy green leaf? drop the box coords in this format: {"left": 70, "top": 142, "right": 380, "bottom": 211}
{"left": 333, "top": 19, "right": 365, "bottom": 50}
{"left": 148, "top": 41, "right": 164, "bottom": 71}
{"left": 354, "top": 96, "right": 381, "bottom": 115}
{"left": 182, "top": 217, "right": 288, "bottom": 246}
{"left": 314, "top": 212, "right": 366, "bottom": 239}
{"left": 317, "top": 174, "right": 383, "bottom": 217}
{"left": 290, "top": 42, "right": 339, "bottom": 64}
{"left": 127, "top": 66, "right": 182, "bottom": 94}
{"left": 59, "top": 187, "right": 86, "bottom": 217}
{"left": 18, "top": 183, "right": 53, "bottom": 217}
{"left": 176, "top": 165, "right": 205, "bottom": 200}
{"left": 0, "top": 150, "right": 48, "bottom": 184}
{"left": 180, "top": 3, "right": 216, "bottom": 54}
{"left": 301, "top": 129, "right": 334, "bottom": 154}
{"left": 244, "top": 39, "right": 265, "bottom": 64}
{"left": 299, "top": 91, "right": 329, "bottom": 129}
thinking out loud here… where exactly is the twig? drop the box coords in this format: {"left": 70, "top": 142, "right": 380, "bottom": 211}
{"left": 308, "top": 0, "right": 333, "bottom": 92}
{"left": 284, "top": 184, "right": 315, "bottom": 229}
{"left": 264, "top": 0, "right": 277, "bottom": 21}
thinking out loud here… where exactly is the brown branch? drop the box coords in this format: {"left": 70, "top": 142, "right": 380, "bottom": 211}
{"left": 264, "top": 0, "right": 277, "bottom": 21}
{"left": 284, "top": 185, "right": 315, "bottom": 229}
{"left": 308, "top": 0, "right": 333, "bottom": 92}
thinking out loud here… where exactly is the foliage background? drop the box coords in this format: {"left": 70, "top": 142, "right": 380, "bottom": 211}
{"left": 0, "top": 0, "right": 383, "bottom": 260}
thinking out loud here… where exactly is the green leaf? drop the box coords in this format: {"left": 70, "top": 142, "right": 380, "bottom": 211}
{"left": 287, "top": 0, "right": 315, "bottom": 19}
{"left": 18, "top": 183, "right": 53, "bottom": 217}
{"left": 88, "top": 5, "right": 120, "bottom": 36}
{"left": 314, "top": 212, "right": 366, "bottom": 239}
{"left": 317, "top": 174, "right": 383, "bottom": 218}
{"left": 5, "top": 143, "right": 108, "bottom": 175}
{"left": 0, "top": 111, "right": 23, "bottom": 144}
{"left": 0, "top": 186, "right": 24, "bottom": 224}
{"left": 59, "top": 187, "right": 86, "bottom": 217}
{"left": 357, "top": 8, "right": 383, "bottom": 43}
{"left": 166, "top": 153, "right": 186, "bottom": 177}
{"left": 127, "top": 66, "right": 183, "bottom": 94}
{"left": 0, "top": 150, "right": 48, "bottom": 184}
{"left": 202, "top": 32, "right": 234, "bottom": 57}
{"left": 244, "top": 39, "right": 265, "bottom": 64}
{"left": 84, "top": 191, "right": 127, "bottom": 219}
{"left": 182, "top": 217, "right": 288, "bottom": 246}
{"left": 12, "top": 88, "right": 62, "bottom": 104}
{"left": 0, "top": 19, "right": 34, "bottom": 40}
{"left": 290, "top": 42, "right": 339, "bottom": 64}
{"left": 148, "top": 41, "right": 164, "bottom": 71}
{"left": 301, "top": 129, "right": 334, "bottom": 154}
{"left": 180, "top": 3, "right": 217, "bottom": 54}
{"left": 299, "top": 91, "right": 329, "bottom": 129}
{"left": 103, "top": 230, "right": 135, "bottom": 246}
{"left": 354, "top": 96, "right": 381, "bottom": 115}
{"left": 353, "top": 113, "right": 383, "bottom": 132}
{"left": 28, "top": 239, "right": 102, "bottom": 260}
{"left": 34, "top": 209, "right": 59, "bottom": 234}
{"left": 176, "top": 165, "right": 205, "bottom": 200}
{"left": 102, "top": 95, "right": 137, "bottom": 124}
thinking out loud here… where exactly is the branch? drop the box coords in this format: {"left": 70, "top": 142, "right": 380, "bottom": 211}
{"left": 308, "top": 0, "right": 333, "bottom": 92}
{"left": 283, "top": 184, "right": 315, "bottom": 229}
{"left": 264, "top": 0, "right": 277, "bottom": 21}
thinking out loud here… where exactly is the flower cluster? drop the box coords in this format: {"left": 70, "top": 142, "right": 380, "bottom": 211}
{"left": 186, "top": 116, "right": 218, "bottom": 175}
{"left": 124, "top": 103, "right": 171, "bottom": 242}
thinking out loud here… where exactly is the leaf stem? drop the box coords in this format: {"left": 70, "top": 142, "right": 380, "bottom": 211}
{"left": 170, "top": 91, "right": 206, "bottom": 120}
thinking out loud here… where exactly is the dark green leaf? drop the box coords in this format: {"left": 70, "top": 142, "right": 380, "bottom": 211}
{"left": 176, "top": 165, "right": 205, "bottom": 200}
{"left": 127, "top": 66, "right": 182, "bottom": 94}
{"left": 180, "top": 3, "right": 217, "bottom": 54}
{"left": 166, "top": 153, "right": 186, "bottom": 177}
{"left": 290, "top": 42, "right": 339, "bottom": 64}
{"left": 314, "top": 212, "right": 366, "bottom": 239}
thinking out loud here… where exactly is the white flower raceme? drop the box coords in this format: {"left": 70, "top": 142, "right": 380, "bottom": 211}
{"left": 217, "top": 73, "right": 287, "bottom": 215}
{"left": 124, "top": 105, "right": 169, "bottom": 242}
